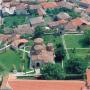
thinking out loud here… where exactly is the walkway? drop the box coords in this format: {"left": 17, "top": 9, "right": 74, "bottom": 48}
{"left": 61, "top": 35, "right": 70, "bottom": 59}
{"left": 67, "top": 48, "right": 90, "bottom": 49}
{"left": 10, "top": 69, "right": 41, "bottom": 77}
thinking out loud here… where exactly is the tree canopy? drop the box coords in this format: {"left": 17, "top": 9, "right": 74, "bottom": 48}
{"left": 64, "top": 57, "right": 88, "bottom": 74}
{"left": 40, "top": 63, "right": 65, "bottom": 80}
{"left": 83, "top": 28, "right": 90, "bottom": 46}
{"left": 0, "top": 63, "right": 7, "bottom": 76}
{"left": 34, "top": 26, "right": 44, "bottom": 38}
{"left": 55, "top": 43, "right": 65, "bottom": 62}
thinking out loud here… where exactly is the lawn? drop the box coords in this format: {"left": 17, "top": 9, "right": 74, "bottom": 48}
{"left": 0, "top": 49, "right": 29, "bottom": 72}
{"left": 64, "top": 35, "right": 84, "bottom": 48}
{"left": 68, "top": 49, "right": 90, "bottom": 59}
{"left": 4, "top": 16, "right": 28, "bottom": 28}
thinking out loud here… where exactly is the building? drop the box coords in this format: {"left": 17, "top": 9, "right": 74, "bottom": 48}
{"left": 1, "top": 69, "right": 90, "bottom": 90}
{"left": 14, "top": 24, "right": 34, "bottom": 35}
{"left": 79, "top": 0, "right": 90, "bottom": 8}
{"left": 30, "top": 16, "right": 45, "bottom": 26}
{"left": 30, "top": 38, "right": 55, "bottom": 68}
{"left": 15, "top": 3, "right": 29, "bottom": 15}
{"left": 41, "top": 2, "right": 58, "bottom": 9}
{"left": 11, "top": 39, "right": 28, "bottom": 48}
{"left": 65, "top": 18, "right": 88, "bottom": 32}
{"left": 56, "top": 12, "right": 71, "bottom": 20}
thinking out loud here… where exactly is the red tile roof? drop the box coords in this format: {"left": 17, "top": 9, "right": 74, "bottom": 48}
{"left": 11, "top": 39, "right": 28, "bottom": 47}
{"left": 86, "top": 69, "right": 90, "bottom": 86}
{"left": 86, "top": 8, "right": 90, "bottom": 13}
{"left": 41, "top": 2, "right": 58, "bottom": 9}
{"left": 66, "top": 18, "right": 88, "bottom": 28}
{"left": 9, "top": 80, "right": 86, "bottom": 90}
{"left": 37, "top": 0, "right": 46, "bottom": 3}
{"left": 38, "top": 8, "right": 46, "bottom": 16}
{"left": 48, "top": 20, "right": 67, "bottom": 28}
{"left": 80, "top": 0, "right": 90, "bottom": 4}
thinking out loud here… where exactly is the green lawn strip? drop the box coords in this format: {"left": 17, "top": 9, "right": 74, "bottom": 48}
{"left": 64, "top": 35, "right": 84, "bottom": 48}
{"left": 0, "top": 49, "right": 29, "bottom": 71}
{"left": 68, "top": 48, "right": 90, "bottom": 59}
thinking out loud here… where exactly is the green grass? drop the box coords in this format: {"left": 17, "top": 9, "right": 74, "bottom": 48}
{"left": 68, "top": 49, "right": 90, "bottom": 59}
{"left": 4, "top": 16, "right": 28, "bottom": 28}
{"left": 64, "top": 35, "right": 84, "bottom": 48}
{"left": 68, "top": 48, "right": 90, "bottom": 67}
{"left": 0, "top": 49, "right": 29, "bottom": 71}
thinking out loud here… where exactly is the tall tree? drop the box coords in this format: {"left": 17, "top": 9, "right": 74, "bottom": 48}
{"left": 55, "top": 43, "right": 65, "bottom": 62}
{"left": 83, "top": 28, "right": 90, "bottom": 46}
{"left": 64, "top": 57, "right": 88, "bottom": 74}
{"left": 34, "top": 26, "right": 44, "bottom": 38}
{"left": 40, "top": 63, "right": 65, "bottom": 80}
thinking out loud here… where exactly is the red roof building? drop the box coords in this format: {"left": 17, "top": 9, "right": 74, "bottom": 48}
{"left": 1, "top": 69, "right": 90, "bottom": 90}
{"left": 8, "top": 80, "right": 86, "bottom": 90}
{"left": 86, "top": 69, "right": 90, "bottom": 87}
{"left": 41, "top": 2, "right": 58, "bottom": 9}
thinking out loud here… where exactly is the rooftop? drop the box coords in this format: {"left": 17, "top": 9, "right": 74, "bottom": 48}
{"left": 8, "top": 80, "right": 86, "bottom": 90}
{"left": 41, "top": 2, "right": 58, "bottom": 9}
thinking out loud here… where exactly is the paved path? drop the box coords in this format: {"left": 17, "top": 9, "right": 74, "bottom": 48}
{"left": 61, "top": 35, "right": 70, "bottom": 59}
{"left": 19, "top": 49, "right": 29, "bottom": 53}
{"left": 64, "top": 33, "right": 83, "bottom": 35}
{"left": 10, "top": 69, "right": 41, "bottom": 77}
{"left": 0, "top": 44, "right": 11, "bottom": 51}
{"left": 67, "top": 48, "right": 90, "bottom": 49}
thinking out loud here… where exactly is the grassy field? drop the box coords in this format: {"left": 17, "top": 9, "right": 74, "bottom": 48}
{"left": 64, "top": 35, "right": 84, "bottom": 48}
{"left": 4, "top": 16, "right": 28, "bottom": 28}
{"left": 0, "top": 49, "right": 29, "bottom": 72}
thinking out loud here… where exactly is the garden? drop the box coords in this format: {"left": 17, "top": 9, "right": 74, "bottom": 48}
{"left": 3, "top": 15, "right": 29, "bottom": 28}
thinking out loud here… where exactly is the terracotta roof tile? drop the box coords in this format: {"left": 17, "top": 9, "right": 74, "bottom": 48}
{"left": 12, "top": 39, "right": 28, "bottom": 47}
{"left": 86, "top": 69, "right": 90, "bottom": 86}
{"left": 80, "top": 0, "right": 90, "bottom": 4}
{"left": 9, "top": 80, "right": 86, "bottom": 90}
{"left": 41, "top": 2, "right": 58, "bottom": 9}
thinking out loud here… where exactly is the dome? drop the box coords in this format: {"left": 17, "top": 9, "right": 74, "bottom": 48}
{"left": 34, "top": 38, "right": 43, "bottom": 44}
{"left": 47, "top": 43, "right": 53, "bottom": 47}
{"left": 34, "top": 45, "right": 44, "bottom": 51}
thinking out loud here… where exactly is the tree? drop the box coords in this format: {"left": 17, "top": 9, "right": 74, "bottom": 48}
{"left": 0, "top": 63, "right": 7, "bottom": 82}
{"left": 64, "top": 57, "right": 88, "bottom": 74}
{"left": 34, "top": 26, "right": 44, "bottom": 38}
{"left": 40, "top": 63, "right": 65, "bottom": 80}
{"left": 83, "top": 29, "right": 90, "bottom": 46}
{"left": 0, "top": 63, "right": 7, "bottom": 76}
{"left": 55, "top": 43, "right": 65, "bottom": 62}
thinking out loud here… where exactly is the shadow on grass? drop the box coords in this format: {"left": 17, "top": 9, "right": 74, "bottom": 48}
{"left": 79, "top": 38, "right": 90, "bottom": 48}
